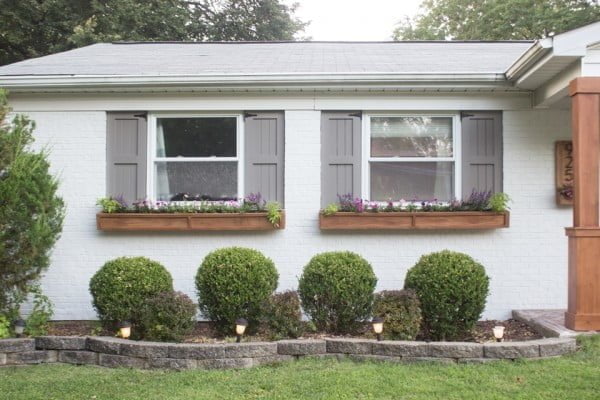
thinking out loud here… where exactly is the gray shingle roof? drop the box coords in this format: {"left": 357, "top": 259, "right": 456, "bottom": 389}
{"left": 0, "top": 41, "right": 533, "bottom": 76}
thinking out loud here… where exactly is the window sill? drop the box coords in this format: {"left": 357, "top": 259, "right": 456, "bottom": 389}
{"left": 319, "top": 211, "right": 509, "bottom": 230}
{"left": 97, "top": 212, "right": 285, "bottom": 232}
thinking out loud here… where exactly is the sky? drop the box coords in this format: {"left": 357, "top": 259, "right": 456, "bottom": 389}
{"left": 284, "top": 0, "right": 423, "bottom": 41}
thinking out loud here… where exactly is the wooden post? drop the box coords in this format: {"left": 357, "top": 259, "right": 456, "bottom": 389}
{"left": 565, "top": 77, "right": 600, "bottom": 331}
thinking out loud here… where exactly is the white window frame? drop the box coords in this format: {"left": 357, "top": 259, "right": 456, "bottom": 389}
{"left": 146, "top": 112, "right": 244, "bottom": 202}
{"left": 361, "top": 112, "right": 462, "bottom": 201}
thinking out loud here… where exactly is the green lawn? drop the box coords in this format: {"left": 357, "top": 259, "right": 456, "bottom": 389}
{"left": 1, "top": 336, "right": 599, "bottom": 400}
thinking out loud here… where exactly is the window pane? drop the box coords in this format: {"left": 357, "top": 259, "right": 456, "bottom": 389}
{"left": 371, "top": 117, "right": 453, "bottom": 157}
{"left": 156, "top": 117, "right": 236, "bottom": 157}
{"left": 370, "top": 162, "right": 454, "bottom": 201}
{"left": 155, "top": 162, "right": 237, "bottom": 201}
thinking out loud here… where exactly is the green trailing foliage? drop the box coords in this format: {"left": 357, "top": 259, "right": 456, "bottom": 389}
{"left": 265, "top": 201, "right": 282, "bottom": 227}
{"left": 138, "top": 291, "right": 197, "bottom": 342}
{"left": 0, "top": 315, "right": 10, "bottom": 338}
{"left": 0, "top": 89, "right": 64, "bottom": 316}
{"left": 89, "top": 257, "right": 173, "bottom": 331}
{"left": 298, "top": 252, "right": 377, "bottom": 334}
{"left": 260, "top": 291, "right": 305, "bottom": 340}
{"left": 404, "top": 250, "right": 490, "bottom": 341}
{"left": 372, "top": 290, "right": 422, "bottom": 341}
{"left": 489, "top": 192, "right": 511, "bottom": 212}
{"left": 195, "top": 247, "right": 278, "bottom": 335}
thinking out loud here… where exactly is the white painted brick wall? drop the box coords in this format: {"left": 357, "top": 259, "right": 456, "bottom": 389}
{"left": 22, "top": 106, "right": 571, "bottom": 321}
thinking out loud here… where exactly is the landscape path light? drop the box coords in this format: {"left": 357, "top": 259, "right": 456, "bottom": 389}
{"left": 235, "top": 318, "right": 248, "bottom": 343}
{"left": 493, "top": 326, "right": 505, "bottom": 342}
{"left": 13, "top": 319, "right": 25, "bottom": 337}
{"left": 372, "top": 317, "right": 384, "bottom": 341}
{"left": 119, "top": 321, "right": 132, "bottom": 339}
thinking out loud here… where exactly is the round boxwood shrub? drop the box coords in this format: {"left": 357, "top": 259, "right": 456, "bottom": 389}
{"left": 89, "top": 257, "right": 173, "bottom": 328}
{"left": 138, "top": 291, "right": 197, "bottom": 342}
{"left": 260, "top": 291, "right": 305, "bottom": 340}
{"left": 195, "top": 247, "right": 278, "bottom": 334}
{"left": 298, "top": 251, "right": 377, "bottom": 334}
{"left": 404, "top": 250, "right": 490, "bottom": 341}
{"left": 372, "top": 290, "right": 422, "bottom": 340}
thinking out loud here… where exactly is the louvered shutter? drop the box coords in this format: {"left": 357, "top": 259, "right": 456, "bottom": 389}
{"left": 106, "top": 112, "right": 147, "bottom": 203}
{"left": 461, "top": 111, "right": 503, "bottom": 197}
{"left": 321, "top": 112, "right": 362, "bottom": 207}
{"left": 244, "top": 112, "right": 285, "bottom": 204}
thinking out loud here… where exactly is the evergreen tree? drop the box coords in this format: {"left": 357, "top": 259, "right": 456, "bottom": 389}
{"left": 0, "top": 90, "right": 65, "bottom": 313}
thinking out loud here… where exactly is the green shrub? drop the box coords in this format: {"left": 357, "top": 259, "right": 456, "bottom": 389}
{"left": 138, "top": 291, "right": 196, "bottom": 342}
{"left": 372, "top": 290, "right": 422, "bottom": 340}
{"left": 195, "top": 247, "right": 278, "bottom": 334}
{"left": 298, "top": 251, "right": 377, "bottom": 334}
{"left": 0, "top": 315, "right": 10, "bottom": 338}
{"left": 89, "top": 257, "right": 173, "bottom": 329}
{"left": 261, "top": 291, "right": 304, "bottom": 340}
{"left": 24, "top": 285, "right": 53, "bottom": 337}
{"left": 404, "top": 250, "right": 490, "bottom": 341}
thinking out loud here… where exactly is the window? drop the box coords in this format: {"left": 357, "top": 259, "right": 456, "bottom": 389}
{"left": 364, "top": 114, "right": 459, "bottom": 201}
{"left": 148, "top": 114, "right": 243, "bottom": 201}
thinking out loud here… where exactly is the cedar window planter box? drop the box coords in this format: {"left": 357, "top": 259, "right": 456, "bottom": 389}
{"left": 319, "top": 211, "right": 509, "bottom": 230}
{"left": 97, "top": 212, "right": 285, "bottom": 232}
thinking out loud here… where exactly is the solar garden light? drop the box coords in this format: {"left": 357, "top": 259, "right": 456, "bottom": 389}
{"left": 493, "top": 326, "right": 505, "bottom": 342}
{"left": 119, "top": 321, "right": 132, "bottom": 339}
{"left": 13, "top": 319, "right": 25, "bottom": 337}
{"left": 371, "top": 317, "right": 384, "bottom": 341}
{"left": 235, "top": 318, "right": 248, "bottom": 343}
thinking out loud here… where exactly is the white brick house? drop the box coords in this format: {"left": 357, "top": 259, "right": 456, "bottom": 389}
{"left": 1, "top": 23, "right": 599, "bottom": 322}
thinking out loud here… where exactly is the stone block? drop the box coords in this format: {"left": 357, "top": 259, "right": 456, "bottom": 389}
{"left": 372, "top": 341, "right": 429, "bottom": 357}
{"left": 120, "top": 341, "right": 169, "bottom": 358}
{"left": 223, "top": 342, "right": 277, "bottom": 358}
{"left": 88, "top": 337, "right": 127, "bottom": 355}
{"left": 148, "top": 358, "right": 197, "bottom": 370}
{"left": 0, "top": 339, "right": 35, "bottom": 353}
{"left": 537, "top": 338, "right": 577, "bottom": 357}
{"left": 0, "top": 353, "right": 5, "bottom": 365}
{"left": 36, "top": 336, "right": 87, "bottom": 350}
{"left": 58, "top": 350, "right": 98, "bottom": 365}
{"left": 99, "top": 354, "right": 146, "bottom": 368}
{"left": 168, "top": 344, "right": 225, "bottom": 360}
{"left": 401, "top": 357, "right": 456, "bottom": 364}
{"left": 457, "top": 358, "right": 501, "bottom": 364}
{"left": 196, "top": 358, "right": 253, "bottom": 370}
{"left": 484, "top": 342, "right": 540, "bottom": 359}
{"left": 326, "top": 339, "right": 373, "bottom": 355}
{"left": 428, "top": 342, "right": 484, "bottom": 359}
{"left": 277, "top": 340, "right": 326, "bottom": 356}
{"left": 6, "top": 350, "right": 57, "bottom": 364}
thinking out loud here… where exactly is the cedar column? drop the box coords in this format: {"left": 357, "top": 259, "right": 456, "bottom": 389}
{"left": 565, "top": 77, "right": 600, "bottom": 331}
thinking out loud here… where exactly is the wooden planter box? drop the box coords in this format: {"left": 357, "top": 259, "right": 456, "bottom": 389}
{"left": 97, "top": 212, "right": 285, "bottom": 232}
{"left": 319, "top": 211, "right": 509, "bottom": 230}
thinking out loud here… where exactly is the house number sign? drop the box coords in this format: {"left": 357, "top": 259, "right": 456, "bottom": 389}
{"left": 555, "top": 140, "right": 574, "bottom": 206}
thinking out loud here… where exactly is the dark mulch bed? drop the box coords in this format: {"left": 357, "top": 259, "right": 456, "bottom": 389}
{"left": 47, "top": 318, "right": 541, "bottom": 343}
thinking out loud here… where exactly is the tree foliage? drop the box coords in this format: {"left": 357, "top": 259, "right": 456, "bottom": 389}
{"left": 0, "top": 0, "right": 308, "bottom": 65}
{"left": 394, "top": 0, "right": 600, "bottom": 40}
{"left": 0, "top": 90, "right": 65, "bottom": 313}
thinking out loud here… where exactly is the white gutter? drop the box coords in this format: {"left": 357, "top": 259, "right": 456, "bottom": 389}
{"left": 505, "top": 38, "right": 553, "bottom": 81}
{"left": 0, "top": 72, "right": 511, "bottom": 92}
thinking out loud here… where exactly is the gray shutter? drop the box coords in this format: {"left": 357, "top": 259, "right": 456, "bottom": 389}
{"left": 244, "top": 112, "right": 284, "bottom": 204}
{"left": 106, "top": 112, "right": 147, "bottom": 203}
{"left": 461, "top": 111, "right": 503, "bottom": 198}
{"left": 321, "top": 112, "right": 362, "bottom": 207}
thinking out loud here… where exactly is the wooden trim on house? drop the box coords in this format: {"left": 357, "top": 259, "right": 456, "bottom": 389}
{"left": 97, "top": 212, "right": 285, "bottom": 232}
{"left": 566, "top": 76, "right": 600, "bottom": 331}
{"left": 319, "top": 211, "right": 509, "bottom": 230}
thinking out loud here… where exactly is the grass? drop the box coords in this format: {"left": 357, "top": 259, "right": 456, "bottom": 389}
{"left": 1, "top": 336, "right": 599, "bottom": 400}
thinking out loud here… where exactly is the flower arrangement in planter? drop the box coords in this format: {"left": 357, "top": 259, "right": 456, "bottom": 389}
{"left": 320, "top": 190, "right": 510, "bottom": 230}
{"left": 96, "top": 193, "right": 284, "bottom": 231}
